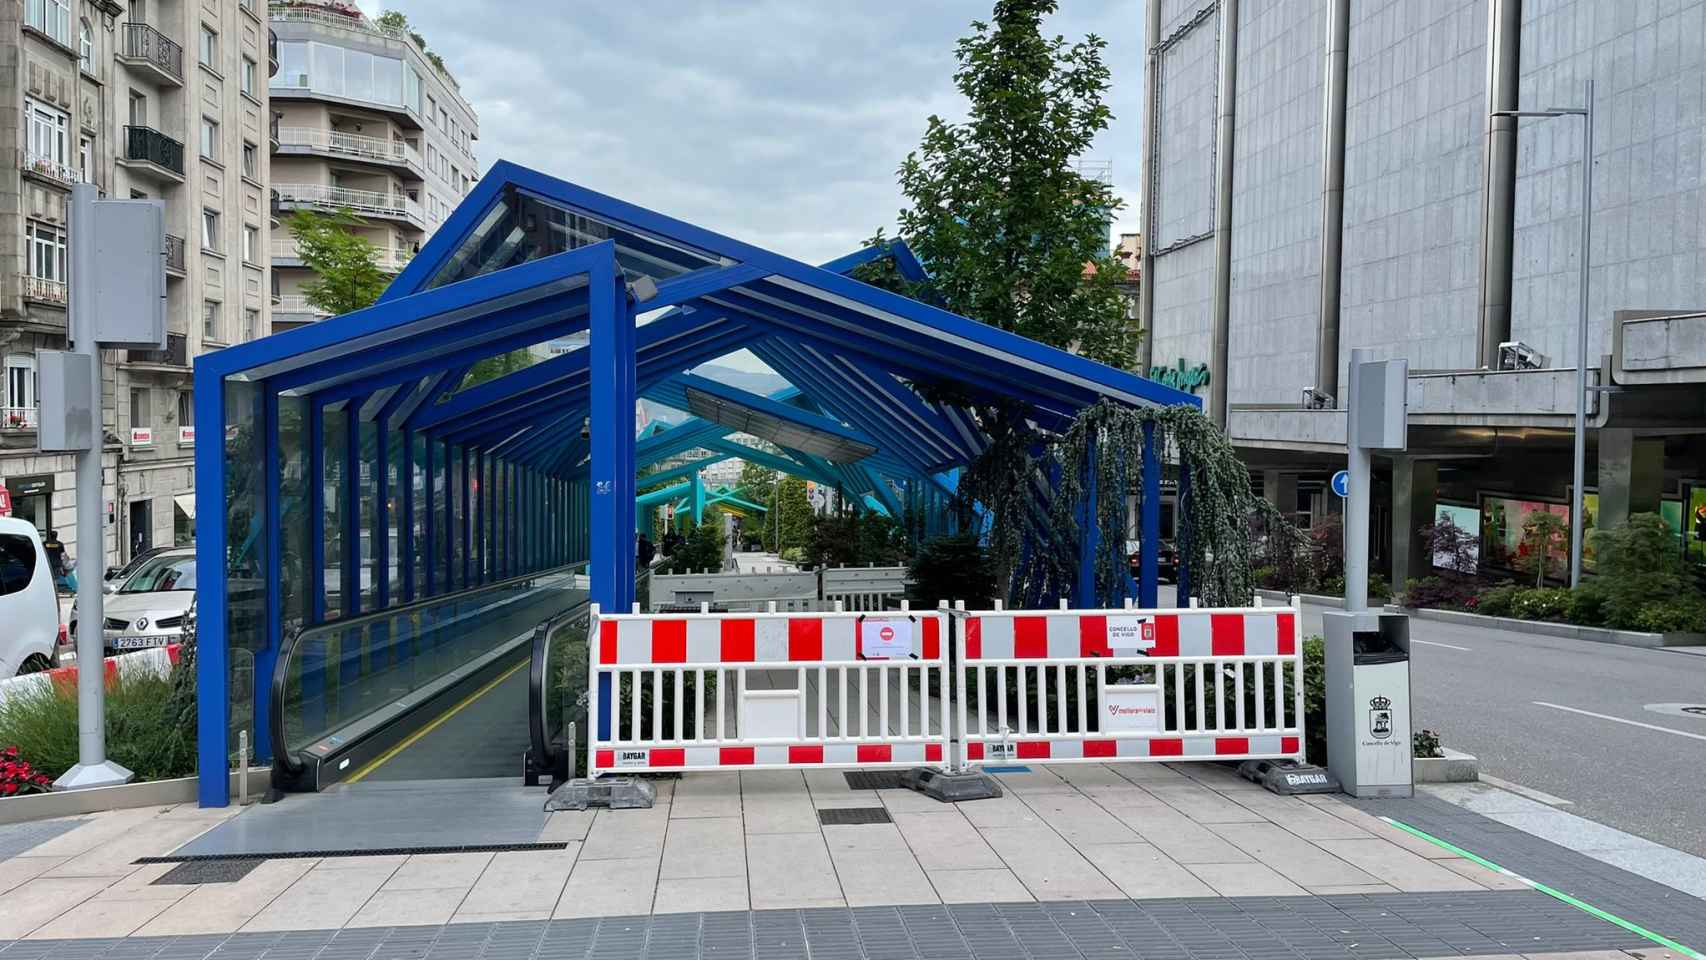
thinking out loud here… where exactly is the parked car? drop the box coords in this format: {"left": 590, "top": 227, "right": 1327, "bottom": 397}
{"left": 69, "top": 547, "right": 195, "bottom": 655}
{"left": 104, "top": 545, "right": 171, "bottom": 593}
{"left": 1126, "top": 539, "right": 1180, "bottom": 584}
{"left": 0, "top": 517, "right": 63, "bottom": 676}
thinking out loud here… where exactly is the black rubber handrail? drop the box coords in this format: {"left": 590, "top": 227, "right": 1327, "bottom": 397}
{"left": 526, "top": 606, "right": 588, "bottom": 783}
{"left": 269, "top": 562, "right": 587, "bottom": 779}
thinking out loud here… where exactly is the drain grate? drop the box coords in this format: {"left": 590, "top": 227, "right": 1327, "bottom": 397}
{"left": 819, "top": 807, "right": 892, "bottom": 826}
{"left": 843, "top": 771, "right": 906, "bottom": 791}
{"left": 152, "top": 858, "right": 264, "bottom": 885}
{"left": 136, "top": 841, "right": 570, "bottom": 864}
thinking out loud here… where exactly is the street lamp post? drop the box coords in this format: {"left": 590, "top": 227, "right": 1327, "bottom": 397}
{"left": 1492, "top": 78, "right": 1594, "bottom": 588}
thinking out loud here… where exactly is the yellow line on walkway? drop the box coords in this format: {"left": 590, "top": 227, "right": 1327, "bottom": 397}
{"left": 345, "top": 659, "right": 529, "bottom": 784}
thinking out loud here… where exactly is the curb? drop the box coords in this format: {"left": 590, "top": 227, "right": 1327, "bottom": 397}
{"left": 0, "top": 766, "right": 269, "bottom": 825}
{"left": 1413, "top": 747, "right": 1479, "bottom": 783}
{"left": 1397, "top": 605, "right": 1706, "bottom": 649}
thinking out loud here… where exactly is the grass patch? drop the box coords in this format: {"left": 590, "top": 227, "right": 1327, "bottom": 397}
{"left": 0, "top": 671, "right": 195, "bottom": 783}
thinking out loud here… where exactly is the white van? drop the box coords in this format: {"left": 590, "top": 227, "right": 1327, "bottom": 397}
{"left": 0, "top": 517, "right": 62, "bottom": 676}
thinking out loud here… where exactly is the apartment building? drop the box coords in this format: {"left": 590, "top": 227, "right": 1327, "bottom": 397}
{"left": 267, "top": 1, "right": 478, "bottom": 330}
{"left": 1, "top": 0, "right": 273, "bottom": 569}
{"left": 1142, "top": 0, "right": 1706, "bottom": 585}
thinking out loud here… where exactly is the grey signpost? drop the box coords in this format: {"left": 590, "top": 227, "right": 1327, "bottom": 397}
{"left": 40, "top": 183, "right": 166, "bottom": 790}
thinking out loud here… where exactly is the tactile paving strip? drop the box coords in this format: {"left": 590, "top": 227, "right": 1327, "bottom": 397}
{"left": 152, "top": 858, "right": 264, "bottom": 885}
{"left": 818, "top": 807, "right": 894, "bottom": 825}
{"left": 843, "top": 771, "right": 907, "bottom": 790}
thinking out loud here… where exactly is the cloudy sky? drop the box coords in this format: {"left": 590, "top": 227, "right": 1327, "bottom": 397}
{"left": 356, "top": 1, "right": 1145, "bottom": 265}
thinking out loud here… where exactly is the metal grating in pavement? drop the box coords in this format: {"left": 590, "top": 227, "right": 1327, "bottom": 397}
{"left": 152, "top": 858, "right": 264, "bottom": 884}
{"left": 137, "top": 840, "right": 570, "bottom": 864}
{"left": 0, "top": 891, "right": 1656, "bottom": 959}
{"left": 819, "top": 807, "right": 893, "bottom": 825}
{"left": 1352, "top": 793, "right": 1706, "bottom": 951}
{"left": 843, "top": 771, "right": 906, "bottom": 790}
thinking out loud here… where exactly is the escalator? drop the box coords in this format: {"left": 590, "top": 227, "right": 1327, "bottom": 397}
{"left": 268, "top": 564, "right": 590, "bottom": 793}
{"left": 525, "top": 572, "right": 648, "bottom": 787}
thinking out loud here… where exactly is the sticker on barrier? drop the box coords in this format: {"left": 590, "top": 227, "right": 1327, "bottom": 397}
{"left": 586, "top": 604, "right": 951, "bottom": 776}
{"left": 953, "top": 600, "right": 1305, "bottom": 766}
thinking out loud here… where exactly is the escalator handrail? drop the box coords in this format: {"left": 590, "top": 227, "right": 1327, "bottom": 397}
{"left": 527, "top": 606, "right": 590, "bottom": 778}
{"left": 270, "top": 561, "right": 588, "bottom": 778}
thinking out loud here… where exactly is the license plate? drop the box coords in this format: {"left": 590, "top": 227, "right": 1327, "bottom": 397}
{"left": 113, "top": 636, "right": 163, "bottom": 649}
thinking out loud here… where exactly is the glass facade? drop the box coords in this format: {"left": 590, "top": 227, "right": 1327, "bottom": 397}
{"left": 322, "top": 407, "right": 346, "bottom": 619}
{"left": 271, "top": 40, "right": 420, "bottom": 115}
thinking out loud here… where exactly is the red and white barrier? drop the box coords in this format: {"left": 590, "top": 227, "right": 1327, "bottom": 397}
{"left": 954, "top": 599, "right": 1304, "bottom": 766}
{"left": 0, "top": 643, "right": 182, "bottom": 705}
{"left": 588, "top": 604, "right": 950, "bottom": 776}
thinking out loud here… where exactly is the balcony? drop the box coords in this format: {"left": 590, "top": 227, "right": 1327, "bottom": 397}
{"left": 275, "top": 235, "right": 413, "bottom": 273}
{"left": 1, "top": 407, "right": 39, "bottom": 432}
{"left": 165, "top": 234, "right": 186, "bottom": 277}
{"left": 18, "top": 148, "right": 79, "bottom": 189}
{"left": 117, "top": 22, "right": 185, "bottom": 86}
{"left": 268, "top": 4, "right": 411, "bottom": 42}
{"left": 272, "top": 182, "right": 424, "bottom": 227}
{"left": 273, "top": 126, "right": 423, "bottom": 177}
{"left": 125, "top": 333, "right": 190, "bottom": 369}
{"left": 274, "top": 294, "right": 332, "bottom": 322}
{"left": 118, "top": 125, "right": 185, "bottom": 182}
{"left": 23, "top": 276, "right": 67, "bottom": 306}
{"left": 269, "top": 114, "right": 280, "bottom": 151}
{"left": 268, "top": 28, "right": 279, "bottom": 77}
{"left": 270, "top": 188, "right": 281, "bottom": 226}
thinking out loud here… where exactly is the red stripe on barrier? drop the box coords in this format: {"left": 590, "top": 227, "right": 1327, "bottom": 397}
{"left": 595, "top": 750, "right": 614, "bottom": 769}
{"left": 1149, "top": 738, "right": 1183, "bottom": 756}
{"left": 1078, "top": 616, "right": 1109, "bottom": 657}
{"left": 721, "top": 619, "right": 755, "bottom": 661}
{"left": 923, "top": 618, "right": 940, "bottom": 660}
{"left": 599, "top": 620, "right": 618, "bottom": 664}
{"left": 1082, "top": 739, "right": 1117, "bottom": 758}
{"left": 856, "top": 744, "right": 892, "bottom": 763}
{"left": 1215, "top": 737, "right": 1250, "bottom": 755}
{"left": 1014, "top": 617, "right": 1048, "bottom": 658}
{"left": 1281, "top": 736, "right": 1300, "bottom": 754}
{"left": 1149, "top": 615, "right": 1179, "bottom": 658}
{"left": 1210, "top": 614, "right": 1245, "bottom": 655}
{"left": 1017, "top": 741, "right": 1051, "bottom": 759}
{"left": 1277, "top": 613, "right": 1296, "bottom": 655}
{"left": 719, "top": 747, "right": 755, "bottom": 765}
{"left": 965, "top": 618, "right": 982, "bottom": 659}
{"left": 652, "top": 620, "right": 686, "bottom": 663}
{"left": 967, "top": 742, "right": 985, "bottom": 760}
{"left": 925, "top": 743, "right": 943, "bottom": 762}
{"left": 789, "top": 745, "right": 824, "bottom": 764}
{"left": 789, "top": 619, "right": 822, "bottom": 661}
{"left": 651, "top": 748, "right": 686, "bottom": 767}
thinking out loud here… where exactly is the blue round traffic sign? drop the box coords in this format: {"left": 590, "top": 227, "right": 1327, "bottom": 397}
{"left": 1331, "top": 470, "right": 1350, "bottom": 498}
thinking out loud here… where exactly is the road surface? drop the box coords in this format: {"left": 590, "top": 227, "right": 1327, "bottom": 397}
{"left": 1293, "top": 601, "right": 1706, "bottom": 857}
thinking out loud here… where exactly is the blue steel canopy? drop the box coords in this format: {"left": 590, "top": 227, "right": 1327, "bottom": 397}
{"left": 190, "top": 160, "right": 1199, "bottom": 807}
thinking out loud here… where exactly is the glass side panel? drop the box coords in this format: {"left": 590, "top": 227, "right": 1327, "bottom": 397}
{"left": 387, "top": 427, "right": 403, "bottom": 604}
{"left": 322, "top": 408, "right": 346, "bottom": 619}
{"left": 280, "top": 396, "right": 310, "bottom": 636}
{"left": 410, "top": 432, "right": 426, "bottom": 599}
{"left": 278, "top": 566, "right": 588, "bottom": 763}
{"left": 223, "top": 380, "right": 265, "bottom": 758}
{"left": 425, "top": 189, "right": 723, "bottom": 291}
{"left": 358, "top": 419, "right": 377, "bottom": 612}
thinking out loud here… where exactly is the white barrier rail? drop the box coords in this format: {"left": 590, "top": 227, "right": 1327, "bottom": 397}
{"left": 649, "top": 570, "right": 817, "bottom": 612}
{"left": 588, "top": 603, "right": 950, "bottom": 775}
{"left": 954, "top": 599, "right": 1304, "bottom": 765}
{"left": 820, "top": 565, "right": 909, "bottom": 612}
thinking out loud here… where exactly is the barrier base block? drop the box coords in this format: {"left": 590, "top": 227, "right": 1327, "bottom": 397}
{"left": 1238, "top": 759, "right": 1340, "bottom": 796}
{"left": 544, "top": 776, "right": 656, "bottom": 811}
{"left": 900, "top": 767, "right": 1002, "bottom": 803}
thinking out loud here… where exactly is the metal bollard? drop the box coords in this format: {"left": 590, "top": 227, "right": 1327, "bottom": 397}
{"left": 238, "top": 730, "right": 249, "bottom": 805}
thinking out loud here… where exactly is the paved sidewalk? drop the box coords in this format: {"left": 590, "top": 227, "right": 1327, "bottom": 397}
{"left": 1, "top": 762, "right": 1702, "bottom": 958}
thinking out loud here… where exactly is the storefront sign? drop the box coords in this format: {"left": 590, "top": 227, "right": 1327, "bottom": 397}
{"left": 5, "top": 474, "right": 53, "bottom": 499}
{"left": 1149, "top": 360, "right": 1211, "bottom": 395}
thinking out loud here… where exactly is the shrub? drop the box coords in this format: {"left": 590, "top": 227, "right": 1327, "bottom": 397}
{"left": 659, "top": 516, "right": 726, "bottom": 574}
{"left": 1591, "top": 514, "right": 1697, "bottom": 630}
{"left": 0, "top": 745, "right": 52, "bottom": 796}
{"left": 1402, "top": 576, "right": 1475, "bottom": 610}
{"left": 1630, "top": 597, "right": 1706, "bottom": 635}
{"left": 907, "top": 534, "right": 997, "bottom": 610}
{"left": 1301, "top": 635, "right": 1325, "bottom": 766}
{"left": 1413, "top": 729, "right": 1443, "bottom": 759}
{"left": 1565, "top": 583, "right": 1608, "bottom": 625}
{"left": 1510, "top": 587, "right": 1571, "bottom": 621}
{"left": 0, "top": 671, "right": 194, "bottom": 783}
{"left": 1473, "top": 583, "right": 1522, "bottom": 618}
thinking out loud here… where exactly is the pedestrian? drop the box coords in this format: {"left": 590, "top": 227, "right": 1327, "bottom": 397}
{"left": 42, "top": 529, "right": 75, "bottom": 594}
{"left": 636, "top": 533, "right": 656, "bottom": 569}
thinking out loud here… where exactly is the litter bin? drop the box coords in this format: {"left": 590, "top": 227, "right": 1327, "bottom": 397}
{"left": 1322, "top": 610, "right": 1412, "bottom": 798}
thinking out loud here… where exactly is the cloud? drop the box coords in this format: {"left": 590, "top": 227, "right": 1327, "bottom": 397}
{"left": 398, "top": 1, "right": 1144, "bottom": 264}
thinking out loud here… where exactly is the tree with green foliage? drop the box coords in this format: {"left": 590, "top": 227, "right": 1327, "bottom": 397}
{"left": 890, "top": 0, "right": 1136, "bottom": 367}
{"left": 737, "top": 461, "right": 779, "bottom": 549}
{"left": 660, "top": 511, "right": 726, "bottom": 574}
{"left": 463, "top": 349, "right": 539, "bottom": 389}
{"left": 287, "top": 209, "right": 389, "bottom": 316}
{"left": 770, "top": 477, "right": 814, "bottom": 558}
{"left": 1518, "top": 511, "right": 1569, "bottom": 586}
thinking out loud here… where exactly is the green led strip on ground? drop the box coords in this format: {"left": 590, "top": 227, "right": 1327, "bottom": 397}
{"left": 1380, "top": 816, "right": 1704, "bottom": 960}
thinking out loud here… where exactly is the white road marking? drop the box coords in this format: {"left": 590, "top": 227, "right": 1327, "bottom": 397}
{"left": 1532, "top": 701, "right": 1706, "bottom": 743}
{"left": 1412, "top": 638, "right": 1471, "bottom": 651}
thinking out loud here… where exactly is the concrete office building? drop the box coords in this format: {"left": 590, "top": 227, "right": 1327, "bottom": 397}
{"left": 1141, "top": 0, "right": 1706, "bottom": 585}
{"left": 267, "top": 1, "right": 478, "bottom": 331}
{"left": 2, "top": 0, "right": 274, "bottom": 569}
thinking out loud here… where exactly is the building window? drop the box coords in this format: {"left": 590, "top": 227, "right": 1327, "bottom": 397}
{"left": 25, "top": 0, "right": 71, "bottom": 48}
{"left": 241, "top": 141, "right": 257, "bottom": 178}
{"left": 244, "top": 308, "right": 259, "bottom": 341}
{"left": 241, "top": 56, "right": 256, "bottom": 96}
{"left": 242, "top": 224, "right": 258, "bottom": 263}
{"left": 198, "top": 25, "right": 217, "bottom": 68}
{"left": 200, "top": 117, "right": 219, "bottom": 161}
{"left": 5, "top": 356, "right": 36, "bottom": 420}
{"left": 128, "top": 90, "right": 147, "bottom": 127}
{"left": 202, "top": 301, "right": 220, "bottom": 341}
{"left": 24, "top": 98, "right": 69, "bottom": 171}
{"left": 177, "top": 390, "right": 193, "bottom": 427}
{"left": 78, "top": 18, "right": 93, "bottom": 72}
{"left": 130, "top": 386, "right": 151, "bottom": 429}
{"left": 78, "top": 136, "right": 92, "bottom": 182}
{"left": 201, "top": 208, "right": 220, "bottom": 251}
{"left": 26, "top": 222, "right": 66, "bottom": 283}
